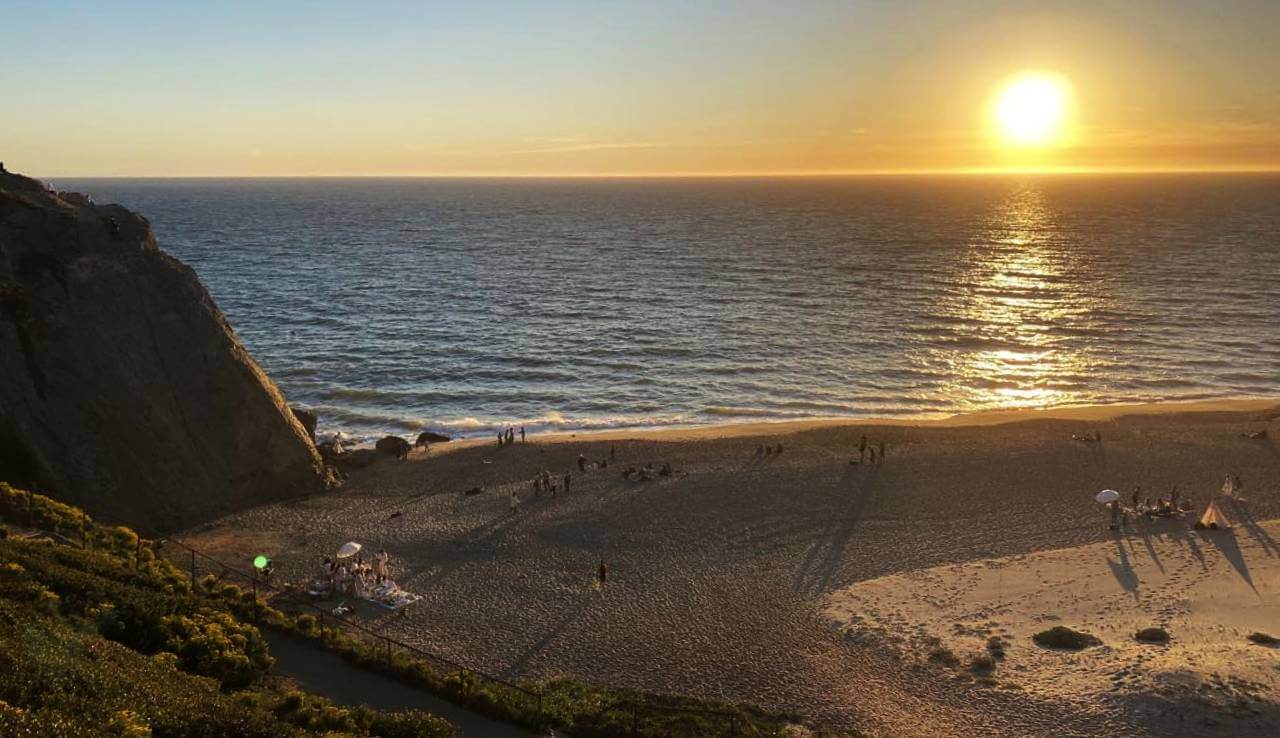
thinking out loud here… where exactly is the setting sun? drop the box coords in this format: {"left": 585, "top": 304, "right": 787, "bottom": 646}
{"left": 991, "top": 72, "right": 1073, "bottom": 148}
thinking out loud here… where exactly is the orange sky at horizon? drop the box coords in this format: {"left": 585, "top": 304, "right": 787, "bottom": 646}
{"left": 3, "top": 2, "right": 1278, "bottom": 177}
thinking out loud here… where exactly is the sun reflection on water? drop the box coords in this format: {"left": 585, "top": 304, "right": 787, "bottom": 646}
{"left": 946, "top": 183, "right": 1099, "bottom": 410}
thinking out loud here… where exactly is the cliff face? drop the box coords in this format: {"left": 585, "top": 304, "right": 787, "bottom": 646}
{"left": 0, "top": 169, "right": 330, "bottom": 532}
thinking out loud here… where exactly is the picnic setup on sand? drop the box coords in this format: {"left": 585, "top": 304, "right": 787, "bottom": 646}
{"left": 1096, "top": 473, "right": 1246, "bottom": 531}
{"left": 305, "top": 540, "right": 422, "bottom": 612}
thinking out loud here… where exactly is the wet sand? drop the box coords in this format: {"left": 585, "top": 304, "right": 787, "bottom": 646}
{"left": 182, "top": 399, "right": 1280, "bottom": 737}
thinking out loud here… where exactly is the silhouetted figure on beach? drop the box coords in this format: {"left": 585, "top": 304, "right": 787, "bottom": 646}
{"left": 878, "top": 441, "right": 885, "bottom": 461}
{"left": 868, "top": 447, "right": 877, "bottom": 464}
{"left": 1132, "top": 486, "right": 1140, "bottom": 509}
{"left": 597, "top": 560, "right": 608, "bottom": 589}
{"left": 610, "top": 444, "right": 616, "bottom": 461}
{"left": 497, "top": 432, "right": 504, "bottom": 446}
{"left": 564, "top": 473, "right": 572, "bottom": 493}
{"left": 578, "top": 454, "right": 587, "bottom": 472}
{"left": 859, "top": 435, "right": 867, "bottom": 462}
{"left": 1095, "top": 430, "right": 1102, "bottom": 443}
{"left": 520, "top": 426, "right": 526, "bottom": 443}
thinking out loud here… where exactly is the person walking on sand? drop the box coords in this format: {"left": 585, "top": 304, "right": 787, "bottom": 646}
{"left": 597, "top": 560, "right": 608, "bottom": 590}
{"left": 564, "top": 472, "right": 572, "bottom": 493}
{"left": 520, "top": 426, "right": 526, "bottom": 443}
{"left": 868, "top": 446, "right": 877, "bottom": 465}
{"left": 859, "top": 435, "right": 867, "bottom": 462}
{"left": 509, "top": 489, "right": 520, "bottom": 513}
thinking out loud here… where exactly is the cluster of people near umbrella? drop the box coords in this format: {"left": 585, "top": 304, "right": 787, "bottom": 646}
{"left": 306, "top": 541, "right": 422, "bottom": 611}
{"left": 1096, "top": 473, "right": 1245, "bottom": 531}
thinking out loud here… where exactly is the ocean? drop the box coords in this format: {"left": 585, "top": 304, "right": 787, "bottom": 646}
{"left": 52, "top": 175, "right": 1280, "bottom": 442}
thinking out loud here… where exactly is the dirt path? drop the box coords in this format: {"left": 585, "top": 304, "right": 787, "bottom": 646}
{"left": 265, "top": 632, "right": 537, "bottom": 738}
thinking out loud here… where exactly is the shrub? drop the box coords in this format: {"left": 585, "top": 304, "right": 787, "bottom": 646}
{"left": 968, "top": 653, "right": 996, "bottom": 672}
{"left": 1135, "top": 627, "right": 1169, "bottom": 644}
{"left": 1033, "top": 626, "right": 1100, "bottom": 650}
{"left": 928, "top": 645, "right": 959, "bottom": 667}
{"left": 985, "top": 635, "right": 1006, "bottom": 659}
{"left": 1246, "top": 632, "right": 1278, "bottom": 646}
{"left": 158, "top": 609, "right": 274, "bottom": 689}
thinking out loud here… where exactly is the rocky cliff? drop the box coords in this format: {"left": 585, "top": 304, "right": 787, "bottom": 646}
{"left": 0, "top": 169, "right": 331, "bottom": 532}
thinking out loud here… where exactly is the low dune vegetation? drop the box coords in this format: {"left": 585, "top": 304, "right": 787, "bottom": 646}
{"left": 0, "top": 483, "right": 848, "bottom": 738}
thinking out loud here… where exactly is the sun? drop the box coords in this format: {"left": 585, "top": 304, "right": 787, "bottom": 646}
{"left": 991, "top": 72, "right": 1073, "bottom": 147}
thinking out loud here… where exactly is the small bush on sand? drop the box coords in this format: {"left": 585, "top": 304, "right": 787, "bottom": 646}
{"left": 928, "top": 645, "right": 959, "bottom": 667}
{"left": 1135, "top": 627, "right": 1169, "bottom": 644}
{"left": 1246, "top": 632, "right": 1278, "bottom": 646}
{"left": 1032, "top": 626, "right": 1100, "bottom": 650}
{"left": 985, "top": 636, "right": 1006, "bottom": 659}
{"left": 969, "top": 653, "right": 996, "bottom": 673}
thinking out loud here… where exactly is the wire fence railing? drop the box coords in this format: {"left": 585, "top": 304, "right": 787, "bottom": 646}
{"left": 156, "top": 537, "right": 799, "bottom": 737}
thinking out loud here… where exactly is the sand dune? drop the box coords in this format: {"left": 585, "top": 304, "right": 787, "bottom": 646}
{"left": 181, "top": 400, "right": 1280, "bottom": 737}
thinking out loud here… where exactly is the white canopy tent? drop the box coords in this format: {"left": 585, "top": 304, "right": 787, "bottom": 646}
{"left": 336, "top": 541, "right": 363, "bottom": 559}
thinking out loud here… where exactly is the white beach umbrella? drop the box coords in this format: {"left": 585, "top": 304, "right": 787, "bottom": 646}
{"left": 336, "top": 541, "right": 362, "bottom": 559}
{"left": 1095, "top": 489, "right": 1120, "bottom": 504}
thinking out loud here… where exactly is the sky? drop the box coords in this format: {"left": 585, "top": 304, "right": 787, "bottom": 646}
{"left": 2, "top": 0, "right": 1278, "bottom": 176}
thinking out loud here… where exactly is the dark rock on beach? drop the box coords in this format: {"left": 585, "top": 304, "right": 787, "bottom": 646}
{"left": 416, "top": 431, "right": 451, "bottom": 446}
{"left": 375, "top": 435, "right": 411, "bottom": 459}
{"left": 0, "top": 169, "right": 331, "bottom": 532}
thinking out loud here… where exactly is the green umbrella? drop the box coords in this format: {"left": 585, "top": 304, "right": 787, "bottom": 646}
{"left": 253, "top": 555, "right": 269, "bottom": 569}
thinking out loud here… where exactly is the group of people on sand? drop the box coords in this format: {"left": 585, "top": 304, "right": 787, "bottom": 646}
{"left": 317, "top": 550, "right": 391, "bottom": 597}
{"left": 496, "top": 426, "right": 526, "bottom": 446}
{"left": 756, "top": 443, "right": 784, "bottom": 455}
{"left": 510, "top": 470, "right": 573, "bottom": 511}
{"left": 622, "top": 462, "right": 673, "bottom": 481}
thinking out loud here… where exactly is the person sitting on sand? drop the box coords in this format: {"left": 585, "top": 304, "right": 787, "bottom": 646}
{"left": 659, "top": 462, "right": 672, "bottom": 477}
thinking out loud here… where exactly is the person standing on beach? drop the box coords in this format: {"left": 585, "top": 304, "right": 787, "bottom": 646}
{"left": 1132, "top": 486, "right": 1140, "bottom": 509}
{"left": 868, "top": 447, "right": 877, "bottom": 465}
{"left": 597, "top": 560, "right": 608, "bottom": 590}
{"left": 564, "top": 473, "right": 572, "bottom": 493}
{"left": 578, "top": 454, "right": 587, "bottom": 472}
{"left": 878, "top": 441, "right": 886, "bottom": 461}
{"left": 520, "top": 426, "right": 526, "bottom": 443}
{"left": 610, "top": 444, "right": 616, "bottom": 461}
{"left": 859, "top": 435, "right": 867, "bottom": 462}
{"left": 510, "top": 489, "right": 520, "bottom": 513}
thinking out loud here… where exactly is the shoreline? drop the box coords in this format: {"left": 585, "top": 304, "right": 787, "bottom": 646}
{"left": 402, "top": 396, "right": 1280, "bottom": 452}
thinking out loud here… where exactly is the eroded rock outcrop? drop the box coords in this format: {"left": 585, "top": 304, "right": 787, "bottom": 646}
{"left": 0, "top": 170, "right": 331, "bottom": 532}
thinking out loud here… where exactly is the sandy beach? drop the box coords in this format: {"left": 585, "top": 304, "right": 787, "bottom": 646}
{"left": 181, "top": 399, "right": 1280, "bottom": 737}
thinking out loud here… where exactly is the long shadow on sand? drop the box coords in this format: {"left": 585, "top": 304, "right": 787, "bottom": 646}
{"left": 1225, "top": 498, "right": 1280, "bottom": 558}
{"left": 793, "top": 465, "right": 880, "bottom": 597}
{"left": 1198, "top": 526, "right": 1258, "bottom": 594}
{"left": 1107, "top": 534, "right": 1140, "bottom": 600}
